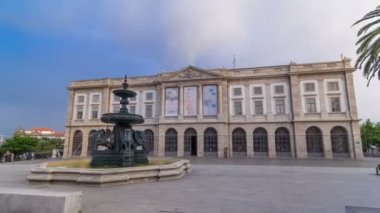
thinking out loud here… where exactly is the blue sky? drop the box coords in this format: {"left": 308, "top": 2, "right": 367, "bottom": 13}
{"left": 1, "top": 0, "right": 380, "bottom": 136}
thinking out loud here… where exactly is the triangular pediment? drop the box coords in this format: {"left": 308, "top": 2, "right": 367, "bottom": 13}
{"left": 163, "top": 65, "right": 223, "bottom": 81}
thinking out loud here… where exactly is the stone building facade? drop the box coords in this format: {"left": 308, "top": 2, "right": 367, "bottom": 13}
{"left": 63, "top": 59, "right": 363, "bottom": 159}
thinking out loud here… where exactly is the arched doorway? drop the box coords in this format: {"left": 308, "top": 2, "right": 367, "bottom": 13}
{"left": 232, "top": 128, "right": 247, "bottom": 157}
{"left": 88, "top": 130, "right": 97, "bottom": 155}
{"left": 72, "top": 130, "right": 83, "bottom": 156}
{"left": 275, "top": 127, "right": 291, "bottom": 157}
{"left": 253, "top": 127, "right": 268, "bottom": 157}
{"left": 204, "top": 128, "right": 218, "bottom": 157}
{"left": 144, "top": 129, "right": 154, "bottom": 155}
{"left": 331, "top": 126, "right": 349, "bottom": 158}
{"left": 184, "top": 128, "right": 197, "bottom": 156}
{"left": 165, "top": 128, "right": 177, "bottom": 156}
{"left": 306, "top": 127, "right": 324, "bottom": 158}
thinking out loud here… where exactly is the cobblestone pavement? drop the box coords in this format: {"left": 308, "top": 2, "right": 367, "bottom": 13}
{"left": 1, "top": 158, "right": 380, "bottom": 213}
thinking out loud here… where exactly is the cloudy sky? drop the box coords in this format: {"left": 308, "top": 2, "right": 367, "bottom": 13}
{"left": 0, "top": 0, "right": 379, "bottom": 136}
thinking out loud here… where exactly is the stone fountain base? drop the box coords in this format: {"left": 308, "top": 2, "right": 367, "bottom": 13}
{"left": 27, "top": 159, "right": 191, "bottom": 186}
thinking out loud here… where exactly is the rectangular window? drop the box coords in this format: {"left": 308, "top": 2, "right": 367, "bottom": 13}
{"left": 113, "top": 94, "right": 121, "bottom": 102}
{"left": 330, "top": 97, "right": 341, "bottom": 112}
{"left": 91, "top": 106, "right": 99, "bottom": 119}
{"left": 183, "top": 86, "right": 197, "bottom": 116}
{"left": 305, "top": 97, "right": 316, "bottom": 113}
{"left": 254, "top": 100, "right": 263, "bottom": 115}
{"left": 328, "top": 82, "right": 339, "bottom": 91}
{"left": 112, "top": 104, "right": 120, "bottom": 113}
{"left": 275, "top": 85, "right": 284, "bottom": 94}
{"left": 165, "top": 87, "right": 179, "bottom": 116}
{"left": 76, "top": 106, "right": 83, "bottom": 120}
{"left": 304, "top": 83, "right": 315, "bottom": 92}
{"left": 234, "top": 100, "right": 243, "bottom": 115}
{"left": 203, "top": 85, "right": 218, "bottom": 116}
{"left": 77, "top": 96, "right": 85, "bottom": 104}
{"left": 145, "top": 104, "right": 153, "bottom": 118}
{"left": 233, "top": 87, "right": 242, "bottom": 96}
{"left": 129, "top": 105, "right": 136, "bottom": 114}
{"left": 275, "top": 99, "right": 285, "bottom": 114}
{"left": 253, "top": 87, "right": 262, "bottom": 95}
{"left": 145, "top": 92, "right": 153, "bottom": 101}
{"left": 92, "top": 94, "right": 100, "bottom": 103}
{"left": 129, "top": 96, "right": 136, "bottom": 102}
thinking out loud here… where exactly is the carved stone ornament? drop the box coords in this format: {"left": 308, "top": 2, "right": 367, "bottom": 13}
{"left": 178, "top": 69, "right": 202, "bottom": 79}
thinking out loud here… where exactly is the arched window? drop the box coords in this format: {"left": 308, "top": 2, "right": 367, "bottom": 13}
{"left": 165, "top": 128, "right": 177, "bottom": 156}
{"left": 72, "top": 130, "right": 83, "bottom": 156}
{"left": 88, "top": 130, "right": 97, "bottom": 155}
{"left": 232, "top": 128, "right": 247, "bottom": 156}
{"left": 204, "top": 128, "right": 218, "bottom": 156}
{"left": 331, "top": 126, "right": 349, "bottom": 155}
{"left": 144, "top": 129, "right": 154, "bottom": 154}
{"left": 253, "top": 128, "right": 268, "bottom": 154}
{"left": 275, "top": 127, "right": 290, "bottom": 153}
{"left": 184, "top": 128, "right": 197, "bottom": 156}
{"left": 306, "top": 127, "right": 323, "bottom": 155}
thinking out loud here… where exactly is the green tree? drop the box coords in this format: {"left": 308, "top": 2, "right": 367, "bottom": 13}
{"left": 0, "top": 136, "right": 39, "bottom": 155}
{"left": 353, "top": 5, "right": 380, "bottom": 85}
{"left": 360, "top": 119, "right": 380, "bottom": 151}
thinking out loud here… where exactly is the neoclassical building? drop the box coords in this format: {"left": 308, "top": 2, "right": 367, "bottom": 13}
{"left": 63, "top": 58, "right": 363, "bottom": 159}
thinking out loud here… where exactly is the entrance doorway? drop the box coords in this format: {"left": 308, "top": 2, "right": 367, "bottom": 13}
{"left": 184, "top": 128, "right": 197, "bottom": 156}
{"left": 191, "top": 136, "right": 197, "bottom": 156}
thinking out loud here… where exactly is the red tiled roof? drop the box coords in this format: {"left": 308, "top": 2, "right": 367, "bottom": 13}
{"left": 51, "top": 132, "right": 64, "bottom": 137}
{"left": 30, "top": 127, "right": 54, "bottom": 132}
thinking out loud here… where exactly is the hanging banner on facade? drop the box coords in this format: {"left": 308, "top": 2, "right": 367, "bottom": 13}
{"left": 165, "top": 87, "right": 179, "bottom": 116}
{"left": 203, "top": 85, "right": 218, "bottom": 116}
{"left": 184, "top": 86, "right": 197, "bottom": 116}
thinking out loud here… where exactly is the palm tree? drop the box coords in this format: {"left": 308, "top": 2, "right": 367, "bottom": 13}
{"left": 353, "top": 5, "right": 380, "bottom": 85}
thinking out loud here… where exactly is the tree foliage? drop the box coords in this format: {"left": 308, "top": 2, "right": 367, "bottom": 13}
{"left": 0, "top": 136, "right": 39, "bottom": 155}
{"left": 354, "top": 5, "right": 380, "bottom": 85}
{"left": 360, "top": 119, "right": 380, "bottom": 151}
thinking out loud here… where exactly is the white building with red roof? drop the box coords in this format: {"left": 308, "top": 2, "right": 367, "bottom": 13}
{"left": 24, "top": 128, "right": 64, "bottom": 140}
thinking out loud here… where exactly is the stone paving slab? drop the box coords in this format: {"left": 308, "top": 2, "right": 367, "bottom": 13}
{"left": 1, "top": 159, "right": 380, "bottom": 212}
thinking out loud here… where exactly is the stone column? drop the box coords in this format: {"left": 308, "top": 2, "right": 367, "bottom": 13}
{"left": 245, "top": 84, "right": 251, "bottom": 119}
{"left": 246, "top": 131, "right": 254, "bottom": 157}
{"left": 179, "top": 86, "right": 183, "bottom": 120}
{"left": 268, "top": 129, "right": 276, "bottom": 158}
{"left": 158, "top": 127, "right": 165, "bottom": 157}
{"left": 198, "top": 134, "right": 204, "bottom": 157}
{"left": 351, "top": 121, "right": 363, "bottom": 159}
{"left": 160, "top": 87, "right": 165, "bottom": 121}
{"left": 289, "top": 75, "right": 303, "bottom": 120}
{"left": 265, "top": 83, "right": 273, "bottom": 120}
{"left": 177, "top": 131, "right": 184, "bottom": 157}
{"left": 218, "top": 83, "right": 223, "bottom": 119}
{"left": 318, "top": 79, "right": 327, "bottom": 119}
{"left": 63, "top": 127, "right": 71, "bottom": 159}
{"left": 103, "top": 84, "right": 110, "bottom": 114}
{"left": 198, "top": 85, "right": 203, "bottom": 119}
{"left": 80, "top": 130, "right": 89, "bottom": 157}
{"left": 322, "top": 130, "right": 333, "bottom": 159}
{"left": 289, "top": 127, "right": 296, "bottom": 158}
{"left": 63, "top": 90, "right": 75, "bottom": 159}
{"left": 294, "top": 123, "right": 307, "bottom": 159}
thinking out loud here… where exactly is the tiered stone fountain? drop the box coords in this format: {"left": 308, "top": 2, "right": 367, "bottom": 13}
{"left": 90, "top": 75, "right": 148, "bottom": 167}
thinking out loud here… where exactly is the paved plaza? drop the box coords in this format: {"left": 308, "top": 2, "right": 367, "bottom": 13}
{"left": 1, "top": 158, "right": 380, "bottom": 213}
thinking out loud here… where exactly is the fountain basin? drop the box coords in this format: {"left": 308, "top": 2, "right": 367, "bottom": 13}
{"left": 100, "top": 113, "right": 144, "bottom": 124}
{"left": 27, "top": 158, "right": 191, "bottom": 186}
